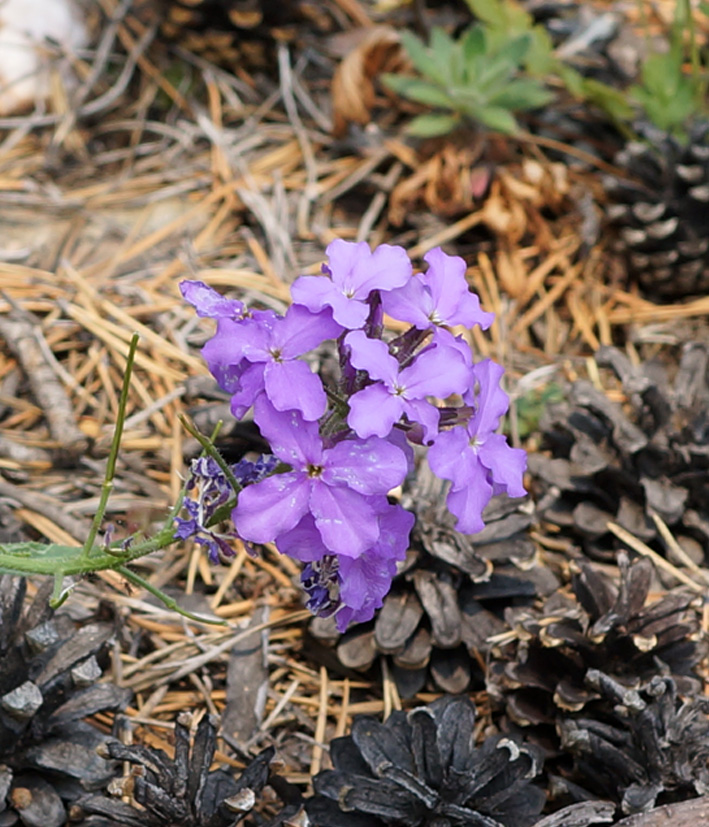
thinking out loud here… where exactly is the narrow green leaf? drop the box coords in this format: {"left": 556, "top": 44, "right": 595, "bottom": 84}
{"left": 475, "top": 105, "right": 519, "bottom": 134}
{"left": 381, "top": 76, "right": 456, "bottom": 108}
{"left": 579, "top": 77, "right": 635, "bottom": 121}
{"left": 489, "top": 78, "right": 555, "bottom": 110}
{"left": 398, "top": 30, "right": 450, "bottom": 87}
{"left": 461, "top": 25, "right": 487, "bottom": 66}
{"left": 406, "top": 113, "right": 461, "bottom": 137}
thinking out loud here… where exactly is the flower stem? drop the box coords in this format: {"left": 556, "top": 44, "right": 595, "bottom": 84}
{"left": 81, "top": 333, "right": 139, "bottom": 560}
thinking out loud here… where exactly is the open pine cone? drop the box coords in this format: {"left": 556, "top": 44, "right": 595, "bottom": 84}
{"left": 488, "top": 553, "right": 704, "bottom": 735}
{"left": 530, "top": 344, "right": 709, "bottom": 564}
{"left": 604, "top": 122, "right": 709, "bottom": 299}
{"left": 0, "top": 575, "right": 130, "bottom": 827}
{"left": 557, "top": 670, "right": 709, "bottom": 815}
{"left": 133, "top": 0, "right": 330, "bottom": 68}
{"left": 306, "top": 695, "right": 547, "bottom": 827}
{"left": 308, "top": 461, "right": 555, "bottom": 697}
{"left": 75, "top": 712, "right": 301, "bottom": 826}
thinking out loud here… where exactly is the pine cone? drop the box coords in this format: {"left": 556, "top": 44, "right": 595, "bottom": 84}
{"left": 488, "top": 553, "right": 704, "bottom": 732}
{"left": 308, "top": 463, "right": 556, "bottom": 697}
{"left": 0, "top": 575, "right": 131, "bottom": 827}
{"left": 133, "top": 0, "right": 326, "bottom": 67}
{"left": 557, "top": 670, "right": 709, "bottom": 815}
{"left": 306, "top": 695, "right": 547, "bottom": 827}
{"left": 530, "top": 344, "right": 709, "bottom": 563}
{"left": 605, "top": 122, "right": 709, "bottom": 299}
{"left": 75, "top": 712, "right": 301, "bottom": 826}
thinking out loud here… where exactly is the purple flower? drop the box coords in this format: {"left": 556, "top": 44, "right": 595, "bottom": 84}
{"left": 345, "top": 330, "right": 470, "bottom": 441}
{"left": 174, "top": 457, "right": 237, "bottom": 563}
{"left": 174, "top": 454, "right": 280, "bottom": 563}
{"left": 381, "top": 247, "right": 494, "bottom": 331}
{"left": 428, "top": 359, "right": 527, "bottom": 534}
{"left": 180, "top": 280, "right": 247, "bottom": 319}
{"left": 233, "top": 399, "right": 408, "bottom": 557}
{"left": 277, "top": 501, "right": 414, "bottom": 630}
{"left": 202, "top": 303, "right": 341, "bottom": 421}
{"left": 180, "top": 280, "right": 278, "bottom": 326}
{"left": 290, "top": 239, "right": 412, "bottom": 329}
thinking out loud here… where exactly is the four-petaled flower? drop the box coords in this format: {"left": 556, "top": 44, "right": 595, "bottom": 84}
{"left": 345, "top": 330, "right": 470, "bottom": 441}
{"left": 428, "top": 359, "right": 527, "bottom": 534}
{"left": 233, "top": 399, "right": 409, "bottom": 557}
{"left": 382, "top": 247, "right": 495, "bottom": 331}
{"left": 203, "top": 303, "right": 341, "bottom": 420}
{"left": 291, "top": 239, "right": 412, "bottom": 329}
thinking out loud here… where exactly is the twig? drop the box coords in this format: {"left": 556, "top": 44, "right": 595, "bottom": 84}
{"left": 0, "top": 306, "right": 88, "bottom": 459}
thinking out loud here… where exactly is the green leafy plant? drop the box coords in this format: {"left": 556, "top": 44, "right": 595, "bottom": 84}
{"left": 626, "top": 0, "right": 707, "bottom": 141}
{"left": 464, "top": 0, "right": 560, "bottom": 77}
{"left": 513, "top": 382, "right": 565, "bottom": 440}
{"left": 629, "top": 46, "right": 699, "bottom": 136}
{"left": 382, "top": 25, "right": 555, "bottom": 137}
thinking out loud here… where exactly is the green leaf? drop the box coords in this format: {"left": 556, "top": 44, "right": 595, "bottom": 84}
{"left": 487, "top": 32, "right": 532, "bottom": 76}
{"left": 475, "top": 105, "right": 520, "bottom": 134}
{"left": 464, "top": 0, "right": 533, "bottom": 34}
{"left": 579, "top": 77, "right": 635, "bottom": 121}
{"left": 381, "top": 76, "right": 456, "bottom": 108}
{"left": 461, "top": 25, "right": 487, "bottom": 67}
{"left": 489, "top": 78, "right": 555, "bottom": 110}
{"left": 398, "top": 30, "right": 450, "bottom": 87}
{"left": 640, "top": 49, "right": 685, "bottom": 99}
{"left": 406, "top": 113, "right": 462, "bottom": 136}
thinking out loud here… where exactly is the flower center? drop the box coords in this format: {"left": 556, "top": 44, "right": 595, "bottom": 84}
{"left": 307, "top": 464, "right": 324, "bottom": 478}
{"left": 269, "top": 347, "right": 283, "bottom": 362}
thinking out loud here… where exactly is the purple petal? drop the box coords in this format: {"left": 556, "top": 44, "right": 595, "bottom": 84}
{"left": 180, "top": 280, "right": 245, "bottom": 319}
{"left": 339, "top": 240, "right": 412, "bottom": 297}
{"left": 264, "top": 360, "right": 327, "bottom": 421}
{"left": 422, "top": 248, "right": 495, "bottom": 329}
{"left": 467, "top": 359, "right": 510, "bottom": 436}
{"left": 428, "top": 427, "right": 475, "bottom": 488}
{"left": 291, "top": 274, "right": 370, "bottom": 329}
{"left": 290, "top": 274, "right": 336, "bottom": 313}
{"left": 213, "top": 318, "right": 271, "bottom": 363}
{"left": 347, "top": 383, "right": 405, "bottom": 439}
{"left": 380, "top": 275, "right": 432, "bottom": 329}
{"left": 445, "top": 464, "right": 494, "bottom": 534}
{"left": 479, "top": 433, "right": 527, "bottom": 498}
{"left": 402, "top": 397, "right": 441, "bottom": 443}
{"left": 431, "top": 327, "right": 474, "bottom": 371}
{"left": 275, "top": 514, "right": 328, "bottom": 562}
{"left": 323, "top": 239, "right": 372, "bottom": 291}
{"left": 323, "top": 436, "right": 408, "bottom": 495}
{"left": 399, "top": 343, "right": 470, "bottom": 399}
{"left": 276, "top": 304, "right": 343, "bottom": 358}
{"left": 344, "top": 330, "right": 399, "bottom": 385}
{"left": 373, "top": 501, "right": 414, "bottom": 561}
{"left": 201, "top": 318, "right": 245, "bottom": 369}
{"left": 336, "top": 544, "right": 401, "bottom": 630}
{"left": 229, "top": 362, "right": 266, "bottom": 419}
{"left": 309, "top": 482, "right": 380, "bottom": 557}
{"left": 233, "top": 472, "right": 309, "bottom": 543}
{"left": 253, "top": 398, "right": 323, "bottom": 467}
{"left": 209, "top": 360, "right": 249, "bottom": 395}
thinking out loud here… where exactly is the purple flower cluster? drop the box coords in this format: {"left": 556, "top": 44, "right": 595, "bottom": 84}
{"left": 180, "top": 240, "right": 526, "bottom": 630}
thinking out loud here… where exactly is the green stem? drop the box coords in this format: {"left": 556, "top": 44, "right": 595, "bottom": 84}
{"left": 82, "top": 333, "right": 139, "bottom": 559}
{"left": 116, "top": 566, "right": 226, "bottom": 625}
{"left": 179, "top": 413, "right": 242, "bottom": 495}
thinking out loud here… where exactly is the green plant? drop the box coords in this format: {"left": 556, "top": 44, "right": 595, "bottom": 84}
{"left": 382, "top": 25, "right": 555, "bottom": 137}
{"left": 626, "top": 0, "right": 707, "bottom": 140}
